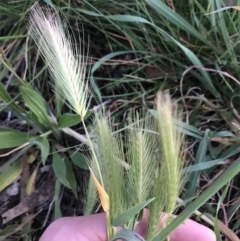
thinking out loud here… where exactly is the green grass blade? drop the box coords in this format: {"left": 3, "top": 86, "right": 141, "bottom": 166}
{"left": 184, "top": 143, "right": 240, "bottom": 173}
{"left": 84, "top": 172, "right": 98, "bottom": 215}
{"left": 214, "top": 0, "right": 236, "bottom": 65}
{"left": 145, "top": 0, "right": 214, "bottom": 48}
{"left": 112, "top": 198, "right": 155, "bottom": 227}
{"left": 69, "top": 150, "right": 89, "bottom": 170}
{"left": 0, "top": 128, "right": 31, "bottom": 148}
{"left": 54, "top": 179, "right": 62, "bottom": 219}
{"left": 186, "top": 129, "right": 209, "bottom": 199}
{"left": 64, "top": 156, "right": 78, "bottom": 199}
{"left": 152, "top": 157, "right": 240, "bottom": 241}
{"left": 0, "top": 159, "right": 22, "bottom": 192}
{"left": 29, "top": 136, "right": 50, "bottom": 165}
{"left": 0, "top": 82, "right": 30, "bottom": 124}
{"left": 20, "top": 86, "right": 53, "bottom": 129}
{"left": 52, "top": 152, "right": 78, "bottom": 198}
{"left": 58, "top": 113, "right": 82, "bottom": 128}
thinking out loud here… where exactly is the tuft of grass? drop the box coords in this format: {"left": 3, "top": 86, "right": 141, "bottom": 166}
{"left": 1, "top": 1, "right": 240, "bottom": 240}
{"left": 84, "top": 91, "right": 185, "bottom": 241}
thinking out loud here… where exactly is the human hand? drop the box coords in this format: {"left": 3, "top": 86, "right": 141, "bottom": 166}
{"left": 39, "top": 209, "right": 216, "bottom": 241}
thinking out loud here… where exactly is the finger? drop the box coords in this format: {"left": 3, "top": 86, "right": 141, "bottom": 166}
{"left": 170, "top": 217, "right": 216, "bottom": 241}
{"left": 39, "top": 213, "right": 107, "bottom": 241}
{"left": 136, "top": 209, "right": 216, "bottom": 241}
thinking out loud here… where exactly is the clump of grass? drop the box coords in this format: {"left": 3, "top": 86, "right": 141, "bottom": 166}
{"left": 1, "top": 1, "right": 240, "bottom": 240}
{"left": 29, "top": 4, "right": 185, "bottom": 240}
{"left": 84, "top": 90, "right": 185, "bottom": 241}
{"left": 26, "top": 3, "right": 240, "bottom": 241}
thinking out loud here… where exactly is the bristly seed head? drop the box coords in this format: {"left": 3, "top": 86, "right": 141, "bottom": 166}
{"left": 28, "top": 4, "right": 90, "bottom": 119}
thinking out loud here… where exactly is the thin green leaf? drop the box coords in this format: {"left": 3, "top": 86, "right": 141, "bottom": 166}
{"left": 75, "top": 8, "right": 104, "bottom": 17}
{"left": 145, "top": 0, "right": 213, "bottom": 47}
{"left": 91, "top": 51, "right": 132, "bottom": 101}
{"left": 0, "top": 128, "right": 30, "bottom": 148}
{"left": 214, "top": 0, "right": 236, "bottom": 65}
{"left": 0, "top": 224, "right": 19, "bottom": 236}
{"left": 20, "top": 86, "right": 52, "bottom": 129}
{"left": 54, "top": 179, "right": 62, "bottom": 219}
{"left": 0, "top": 159, "right": 22, "bottom": 192}
{"left": 113, "top": 198, "right": 155, "bottom": 227}
{"left": 186, "top": 130, "right": 209, "bottom": 199}
{"left": 0, "top": 35, "right": 28, "bottom": 40}
{"left": 152, "top": 157, "right": 240, "bottom": 241}
{"left": 69, "top": 150, "right": 89, "bottom": 170}
{"left": 106, "top": 15, "right": 150, "bottom": 23}
{"left": 29, "top": 136, "right": 50, "bottom": 165}
{"left": 42, "top": 0, "right": 56, "bottom": 9}
{"left": 52, "top": 153, "right": 70, "bottom": 189}
{"left": 145, "top": 28, "right": 219, "bottom": 97}
{"left": 178, "top": 47, "right": 219, "bottom": 98}
{"left": 58, "top": 113, "right": 81, "bottom": 128}
{"left": 64, "top": 157, "right": 78, "bottom": 198}
{"left": 91, "top": 51, "right": 133, "bottom": 74}
{"left": 84, "top": 161, "right": 98, "bottom": 215}
{"left": 183, "top": 143, "right": 240, "bottom": 172}
{"left": 0, "top": 82, "right": 29, "bottom": 123}
{"left": 52, "top": 153, "right": 78, "bottom": 198}
{"left": 0, "top": 82, "right": 15, "bottom": 103}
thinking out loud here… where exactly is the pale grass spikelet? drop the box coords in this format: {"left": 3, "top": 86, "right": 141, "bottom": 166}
{"left": 84, "top": 156, "right": 99, "bottom": 215}
{"left": 146, "top": 91, "right": 184, "bottom": 241}
{"left": 156, "top": 91, "right": 184, "bottom": 214}
{"left": 146, "top": 164, "right": 165, "bottom": 241}
{"left": 126, "top": 112, "right": 158, "bottom": 206}
{"left": 29, "top": 4, "right": 89, "bottom": 119}
{"left": 84, "top": 173, "right": 98, "bottom": 215}
{"left": 90, "top": 111, "right": 126, "bottom": 221}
